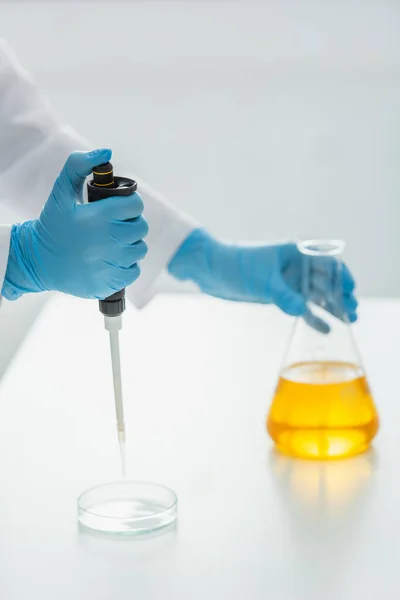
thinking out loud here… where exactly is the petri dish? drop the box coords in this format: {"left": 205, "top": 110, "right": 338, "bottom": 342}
{"left": 77, "top": 480, "right": 178, "bottom": 536}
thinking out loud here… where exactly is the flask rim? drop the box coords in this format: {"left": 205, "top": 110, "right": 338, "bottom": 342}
{"left": 297, "top": 239, "right": 345, "bottom": 257}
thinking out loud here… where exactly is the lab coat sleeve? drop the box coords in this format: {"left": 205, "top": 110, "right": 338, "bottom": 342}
{"left": 0, "top": 40, "right": 196, "bottom": 307}
{"left": 125, "top": 177, "right": 197, "bottom": 308}
{"left": 0, "top": 224, "right": 11, "bottom": 307}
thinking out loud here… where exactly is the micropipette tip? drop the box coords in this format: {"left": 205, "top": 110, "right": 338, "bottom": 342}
{"left": 118, "top": 428, "right": 126, "bottom": 478}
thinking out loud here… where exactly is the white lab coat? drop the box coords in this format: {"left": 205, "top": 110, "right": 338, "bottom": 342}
{"left": 0, "top": 40, "right": 196, "bottom": 308}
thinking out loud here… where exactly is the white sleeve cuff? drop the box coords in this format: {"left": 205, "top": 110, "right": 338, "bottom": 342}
{"left": 0, "top": 224, "right": 12, "bottom": 303}
{"left": 126, "top": 177, "right": 197, "bottom": 308}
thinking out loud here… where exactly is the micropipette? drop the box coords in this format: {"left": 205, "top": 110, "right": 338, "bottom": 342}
{"left": 87, "top": 162, "right": 138, "bottom": 477}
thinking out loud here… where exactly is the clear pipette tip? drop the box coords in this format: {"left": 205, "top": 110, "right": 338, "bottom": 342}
{"left": 104, "top": 315, "right": 127, "bottom": 478}
{"left": 118, "top": 428, "right": 126, "bottom": 478}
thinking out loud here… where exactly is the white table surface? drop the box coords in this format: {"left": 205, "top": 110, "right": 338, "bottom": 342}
{"left": 0, "top": 294, "right": 399, "bottom": 599}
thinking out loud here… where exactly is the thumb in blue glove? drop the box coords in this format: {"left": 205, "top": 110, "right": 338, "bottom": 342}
{"left": 2, "top": 149, "right": 149, "bottom": 300}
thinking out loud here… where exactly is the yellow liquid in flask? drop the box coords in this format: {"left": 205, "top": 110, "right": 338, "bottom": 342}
{"left": 267, "top": 361, "right": 379, "bottom": 459}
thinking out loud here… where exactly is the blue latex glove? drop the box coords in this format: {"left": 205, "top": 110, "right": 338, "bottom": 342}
{"left": 168, "top": 229, "right": 357, "bottom": 333}
{"left": 2, "top": 149, "right": 148, "bottom": 301}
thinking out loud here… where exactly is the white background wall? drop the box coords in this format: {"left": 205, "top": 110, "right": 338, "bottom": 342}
{"left": 1, "top": 0, "right": 400, "bottom": 296}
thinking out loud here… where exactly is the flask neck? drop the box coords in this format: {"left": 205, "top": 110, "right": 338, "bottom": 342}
{"left": 297, "top": 239, "right": 345, "bottom": 258}
{"left": 297, "top": 239, "right": 345, "bottom": 301}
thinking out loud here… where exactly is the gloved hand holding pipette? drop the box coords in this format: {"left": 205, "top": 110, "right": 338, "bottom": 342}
{"left": 1, "top": 149, "right": 148, "bottom": 301}
{"left": 169, "top": 229, "right": 357, "bottom": 333}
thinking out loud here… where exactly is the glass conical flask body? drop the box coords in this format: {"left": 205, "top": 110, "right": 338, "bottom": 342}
{"left": 267, "top": 240, "right": 379, "bottom": 459}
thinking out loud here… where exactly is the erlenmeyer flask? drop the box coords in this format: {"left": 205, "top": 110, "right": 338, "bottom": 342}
{"left": 267, "top": 239, "right": 379, "bottom": 460}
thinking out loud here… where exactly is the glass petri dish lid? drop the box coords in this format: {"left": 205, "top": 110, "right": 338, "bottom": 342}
{"left": 77, "top": 480, "right": 178, "bottom": 535}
